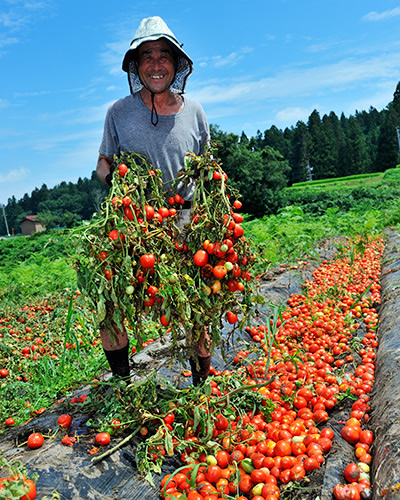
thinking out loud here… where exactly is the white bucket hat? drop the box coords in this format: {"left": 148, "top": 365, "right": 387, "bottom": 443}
{"left": 122, "top": 16, "right": 193, "bottom": 95}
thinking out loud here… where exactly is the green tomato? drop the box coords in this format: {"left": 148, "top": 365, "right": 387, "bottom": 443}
{"left": 224, "top": 262, "right": 234, "bottom": 271}
{"left": 126, "top": 285, "right": 134, "bottom": 295}
{"left": 241, "top": 458, "right": 254, "bottom": 474}
{"left": 206, "top": 455, "right": 217, "bottom": 465}
{"left": 252, "top": 483, "right": 265, "bottom": 496}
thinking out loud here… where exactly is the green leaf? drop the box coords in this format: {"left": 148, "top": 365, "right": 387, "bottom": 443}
{"left": 193, "top": 406, "right": 202, "bottom": 431}
{"left": 164, "top": 430, "right": 174, "bottom": 456}
{"left": 145, "top": 470, "right": 156, "bottom": 487}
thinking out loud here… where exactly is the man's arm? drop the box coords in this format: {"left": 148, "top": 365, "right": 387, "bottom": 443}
{"left": 97, "top": 154, "right": 114, "bottom": 186}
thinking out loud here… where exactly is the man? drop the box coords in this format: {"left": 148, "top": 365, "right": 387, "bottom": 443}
{"left": 97, "top": 16, "right": 211, "bottom": 385}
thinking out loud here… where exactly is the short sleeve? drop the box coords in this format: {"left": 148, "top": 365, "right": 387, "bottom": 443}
{"left": 99, "top": 105, "right": 119, "bottom": 158}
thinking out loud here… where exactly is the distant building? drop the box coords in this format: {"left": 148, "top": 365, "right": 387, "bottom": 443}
{"left": 20, "top": 215, "right": 46, "bottom": 236}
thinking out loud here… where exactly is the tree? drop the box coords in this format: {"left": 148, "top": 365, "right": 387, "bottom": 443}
{"left": 375, "top": 109, "right": 400, "bottom": 171}
{"left": 226, "top": 145, "right": 289, "bottom": 216}
{"left": 342, "top": 116, "right": 369, "bottom": 175}
{"left": 308, "top": 110, "right": 338, "bottom": 179}
{"left": 289, "top": 121, "right": 313, "bottom": 184}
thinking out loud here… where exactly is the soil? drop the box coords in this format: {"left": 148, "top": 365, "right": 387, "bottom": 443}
{"left": 1, "top": 232, "right": 399, "bottom": 499}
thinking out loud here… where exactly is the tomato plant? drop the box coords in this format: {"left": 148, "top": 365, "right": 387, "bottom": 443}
{"left": 70, "top": 147, "right": 257, "bottom": 360}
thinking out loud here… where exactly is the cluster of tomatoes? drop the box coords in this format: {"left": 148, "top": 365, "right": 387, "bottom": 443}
{"left": 72, "top": 148, "right": 256, "bottom": 353}
{"left": 0, "top": 476, "right": 37, "bottom": 500}
{"left": 155, "top": 236, "right": 382, "bottom": 500}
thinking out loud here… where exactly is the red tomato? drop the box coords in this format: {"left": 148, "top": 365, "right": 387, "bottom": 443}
{"left": 341, "top": 425, "right": 360, "bottom": 445}
{"left": 57, "top": 414, "right": 72, "bottom": 429}
{"left": 333, "top": 483, "right": 360, "bottom": 500}
{"left": 19, "top": 479, "right": 37, "bottom": 500}
{"left": 104, "top": 268, "right": 113, "bottom": 280}
{"left": 158, "top": 207, "right": 169, "bottom": 218}
{"left": 123, "top": 206, "right": 134, "bottom": 220}
{"left": 140, "top": 254, "right": 156, "bottom": 269}
{"left": 118, "top": 163, "right": 128, "bottom": 177}
{"left": 144, "top": 205, "right": 155, "bottom": 220}
{"left": 95, "top": 432, "right": 111, "bottom": 446}
{"left": 226, "top": 311, "right": 238, "bottom": 324}
{"left": 99, "top": 251, "right": 108, "bottom": 261}
{"left": 108, "top": 229, "right": 125, "bottom": 243}
{"left": 290, "top": 464, "right": 305, "bottom": 481}
{"left": 204, "top": 465, "right": 222, "bottom": 483}
{"left": 27, "top": 433, "right": 44, "bottom": 449}
{"left": 213, "top": 265, "right": 227, "bottom": 279}
{"left": 274, "top": 439, "right": 291, "bottom": 457}
{"left": 160, "top": 314, "right": 170, "bottom": 326}
{"left": 122, "top": 196, "right": 131, "bottom": 206}
{"left": 193, "top": 250, "right": 208, "bottom": 267}
{"left": 344, "top": 463, "right": 361, "bottom": 483}
{"left": 215, "top": 414, "right": 229, "bottom": 431}
{"left": 213, "top": 171, "right": 222, "bottom": 180}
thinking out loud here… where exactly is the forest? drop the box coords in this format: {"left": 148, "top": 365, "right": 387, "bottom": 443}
{"left": 1, "top": 82, "right": 399, "bottom": 236}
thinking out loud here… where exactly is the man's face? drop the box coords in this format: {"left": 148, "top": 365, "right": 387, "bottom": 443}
{"left": 137, "top": 39, "right": 176, "bottom": 95}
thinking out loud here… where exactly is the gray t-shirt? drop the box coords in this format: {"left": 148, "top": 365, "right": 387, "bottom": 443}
{"left": 99, "top": 92, "right": 209, "bottom": 200}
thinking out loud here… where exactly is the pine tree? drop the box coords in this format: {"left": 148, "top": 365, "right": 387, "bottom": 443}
{"left": 342, "top": 116, "right": 369, "bottom": 175}
{"left": 289, "top": 121, "right": 313, "bottom": 184}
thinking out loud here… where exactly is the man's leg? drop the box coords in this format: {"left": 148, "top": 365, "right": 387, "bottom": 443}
{"left": 190, "top": 327, "right": 212, "bottom": 386}
{"left": 100, "top": 324, "right": 130, "bottom": 378}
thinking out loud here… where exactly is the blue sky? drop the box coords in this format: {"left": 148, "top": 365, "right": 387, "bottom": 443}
{"left": 1, "top": 0, "right": 400, "bottom": 206}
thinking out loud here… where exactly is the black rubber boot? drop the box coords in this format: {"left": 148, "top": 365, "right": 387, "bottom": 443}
{"left": 189, "top": 356, "right": 211, "bottom": 386}
{"left": 103, "top": 344, "right": 130, "bottom": 378}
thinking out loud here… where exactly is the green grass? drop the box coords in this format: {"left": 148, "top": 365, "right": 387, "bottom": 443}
{"left": 291, "top": 171, "right": 383, "bottom": 190}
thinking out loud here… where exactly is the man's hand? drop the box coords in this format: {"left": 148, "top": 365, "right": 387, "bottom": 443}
{"left": 97, "top": 154, "right": 115, "bottom": 186}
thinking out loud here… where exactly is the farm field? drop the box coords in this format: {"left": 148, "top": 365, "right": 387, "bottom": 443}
{"left": 1, "top": 165, "right": 400, "bottom": 499}
{"left": 1, "top": 228, "right": 399, "bottom": 499}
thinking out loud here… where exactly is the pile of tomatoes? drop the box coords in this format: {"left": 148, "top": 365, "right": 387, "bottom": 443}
{"left": 71, "top": 147, "right": 257, "bottom": 356}
{"left": 153, "top": 236, "right": 382, "bottom": 500}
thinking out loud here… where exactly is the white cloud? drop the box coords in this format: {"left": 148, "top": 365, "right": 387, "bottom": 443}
{"left": 190, "top": 52, "right": 400, "bottom": 106}
{"left": 31, "top": 127, "right": 103, "bottom": 151}
{"left": 211, "top": 47, "right": 253, "bottom": 68}
{"left": 0, "top": 36, "right": 18, "bottom": 48}
{"left": 344, "top": 81, "right": 396, "bottom": 115}
{"left": 306, "top": 39, "right": 352, "bottom": 54}
{"left": 362, "top": 6, "right": 400, "bottom": 22}
{"left": 275, "top": 106, "right": 316, "bottom": 124}
{"left": 197, "top": 47, "right": 254, "bottom": 69}
{"left": 100, "top": 39, "right": 128, "bottom": 75}
{"left": 0, "top": 167, "right": 30, "bottom": 183}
